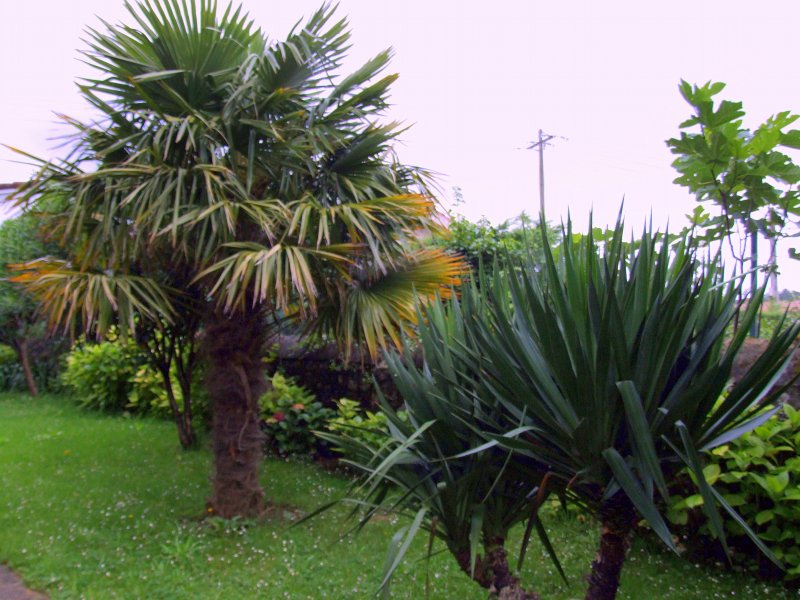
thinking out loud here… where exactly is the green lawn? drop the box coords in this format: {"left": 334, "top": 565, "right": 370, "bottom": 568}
{"left": 0, "top": 393, "right": 793, "bottom": 599}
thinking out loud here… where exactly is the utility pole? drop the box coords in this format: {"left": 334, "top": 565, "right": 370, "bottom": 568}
{"left": 527, "top": 130, "right": 557, "bottom": 218}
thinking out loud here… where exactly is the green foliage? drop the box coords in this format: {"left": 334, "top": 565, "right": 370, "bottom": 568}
{"left": 337, "top": 215, "right": 800, "bottom": 597}
{"left": 436, "top": 212, "right": 559, "bottom": 272}
{"left": 0, "top": 344, "right": 25, "bottom": 391}
{"left": 668, "top": 405, "right": 800, "bottom": 578}
{"left": 126, "top": 349, "right": 208, "bottom": 424}
{"left": 10, "top": 0, "right": 463, "bottom": 363}
{"left": 259, "top": 373, "right": 334, "bottom": 457}
{"left": 128, "top": 366, "right": 172, "bottom": 417}
{"left": 61, "top": 338, "right": 186, "bottom": 417}
{"left": 328, "top": 397, "right": 406, "bottom": 451}
{"left": 0, "top": 343, "right": 63, "bottom": 394}
{"left": 0, "top": 215, "right": 48, "bottom": 323}
{"left": 465, "top": 218, "right": 799, "bottom": 559}
{"left": 61, "top": 340, "right": 144, "bottom": 413}
{"left": 0, "top": 344, "right": 16, "bottom": 364}
{"left": 0, "top": 212, "right": 67, "bottom": 394}
{"left": 667, "top": 80, "right": 800, "bottom": 263}
{"left": 319, "top": 288, "right": 557, "bottom": 596}
{"left": 759, "top": 304, "right": 800, "bottom": 340}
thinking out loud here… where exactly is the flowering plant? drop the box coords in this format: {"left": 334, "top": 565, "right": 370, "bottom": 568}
{"left": 259, "top": 373, "right": 334, "bottom": 456}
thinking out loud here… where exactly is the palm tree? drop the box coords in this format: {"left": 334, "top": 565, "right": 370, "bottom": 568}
{"left": 9, "top": 0, "right": 462, "bottom": 518}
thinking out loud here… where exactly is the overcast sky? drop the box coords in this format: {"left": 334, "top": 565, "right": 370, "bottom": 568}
{"left": 2, "top": 0, "right": 800, "bottom": 286}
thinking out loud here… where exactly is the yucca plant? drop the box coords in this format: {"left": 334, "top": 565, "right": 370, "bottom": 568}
{"left": 462, "top": 218, "right": 800, "bottom": 599}
{"left": 333, "top": 216, "right": 800, "bottom": 599}
{"left": 7, "top": 0, "right": 463, "bottom": 518}
{"left": 318, "top": 287, "right": 557, "bottom": 599}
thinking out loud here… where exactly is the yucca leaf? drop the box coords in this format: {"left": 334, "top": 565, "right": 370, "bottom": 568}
{"left": 603, "top": 448, "right": 675, "bottom": 550}
{"left": 674, "top": 421, "right": 729, "bottom": 556}
{"left": 618, "top": 381, "right": 670, "bottom": 502}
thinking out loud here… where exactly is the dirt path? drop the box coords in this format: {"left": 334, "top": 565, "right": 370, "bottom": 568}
{"left": 0, "top": 566, "right": 46, "bottom": 600}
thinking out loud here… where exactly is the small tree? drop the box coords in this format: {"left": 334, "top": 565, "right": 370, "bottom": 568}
{"left": 435, "top": 212, "right": 560, "bottom": 274}
{"left": 322, "top": 289, "right": 552, "bottom": 599}
{"left": 0, "top": 213, "right": 62, "bottom": 396}
{"left": 667, "top": 80, "right": 800, "bottom": 306}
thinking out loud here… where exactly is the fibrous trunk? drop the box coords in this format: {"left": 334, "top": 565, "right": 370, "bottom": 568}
{"left": 456, "top": 539, "right": 540, "bottom": 599}
{"left": 204, "top": 307, "right": 267, "bottom": 518}
{"left": 584, "top": 495, "right": 638, "bottom": 600}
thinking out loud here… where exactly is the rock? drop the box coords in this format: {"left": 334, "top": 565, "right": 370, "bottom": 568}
{"left": 730, "top": 338, "right": 800, "bottom": 408}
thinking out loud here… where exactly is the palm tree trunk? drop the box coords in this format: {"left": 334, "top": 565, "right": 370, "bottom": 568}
{"left": 204, "top": 307, "right": 267, "bottom": 518}
{"left": 456, "top": 539, "right": 540, "bottom": 599}
{"left": 585, "top": 495, "right": 638, "bottom": 600}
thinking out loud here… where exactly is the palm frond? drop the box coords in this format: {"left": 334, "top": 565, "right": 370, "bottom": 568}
{"left": 10, "top": 258, "right": 174, "bottom": 337}
{"left": 308, "top": 248, "right": 466, "bottom": 360}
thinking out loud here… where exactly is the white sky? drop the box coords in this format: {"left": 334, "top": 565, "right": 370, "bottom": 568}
{"left": 2, "top": 0, "right": 800, "bottom": 287}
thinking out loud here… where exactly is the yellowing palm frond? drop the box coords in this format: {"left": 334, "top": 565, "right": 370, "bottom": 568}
{"left": 10, "top": 258, "right": 174, "bottom": 338}
{"left": 309, "top": 248, "right": 467, "bottom": 360}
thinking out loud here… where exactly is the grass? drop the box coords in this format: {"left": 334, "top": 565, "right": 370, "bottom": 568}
{"left": 0, "top": 392, "right": 795, "bottom": 599}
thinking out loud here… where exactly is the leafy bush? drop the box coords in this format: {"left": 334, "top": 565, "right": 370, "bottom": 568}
{"left": 0, "top": 344, "right": 25, "bottom": 391}
{"left": 128, "top": 366, "right": 175, "bottom": 418}
{"left": 319, "top": 292, "right": 552, "bottom": 599}
{"left": 760, "top": 306, "right": 800, "bottom": 341}
{"left": 328, "top": 398, "right": 407, "bottom": 452}
{"left": 0, "top": 344, "right": 17, "bottom": 364}
{"left": 0, "top": 340, "right": 68, "bottom": 394}
{"left": 668, "top": 405, "right": 800, "bottom": 579}
{"left": 61, "top": 341, "right": 142, "bottom": 412}
{"left": 324, "top": 217, "right": 799, "bottom": 599}
{"left": 259, "top": 373, "right": 334, "bottom": 457}
{"left": 61, "top": 339, "right": 178, "bottom": 416}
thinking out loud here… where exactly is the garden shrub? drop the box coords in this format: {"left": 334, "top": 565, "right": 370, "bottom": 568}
{"left": 61, "top": 340, "right": 143, "bottom": 412}
{"left": 61, "top": 338, "right": 184, "bottom": 415}
{"left": 434, "top": 213, "right": 560, "bottom": 274}
{"left": 328, "top": 398, "right": 406, "bottom": 451}
{"left": 758, "top": 304, "right": 800, "bottom": 341}
{"left": 0, "top": 343, "right": 25, "bottom": 391}
{"left": 128, "top": 366, "right": 176, "bottom": 418}
{"left": 668, "top": 405, "right": 800, "bottom": 579}
{"left": 259, "top": 372, "right": 334, "bottom": 457}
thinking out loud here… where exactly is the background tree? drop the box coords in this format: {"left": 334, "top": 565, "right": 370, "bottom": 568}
{"left": 9, "top": 0, "right": 462, "bottom": 518}
{"left": 667, "top": 80, "right": 800, "bottom": 307}
{"left": 433, "top": 212, "right": 560, "bottom": 274}
{"left": 0, "top": 212, "right": 64, "bottom": 396}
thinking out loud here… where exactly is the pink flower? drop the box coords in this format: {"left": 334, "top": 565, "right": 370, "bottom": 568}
{"left": 291, "top": 403, "right": 305, "bottom": 411}
{"left": 273, "top": 411, "right": 286, "bottom": 422}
